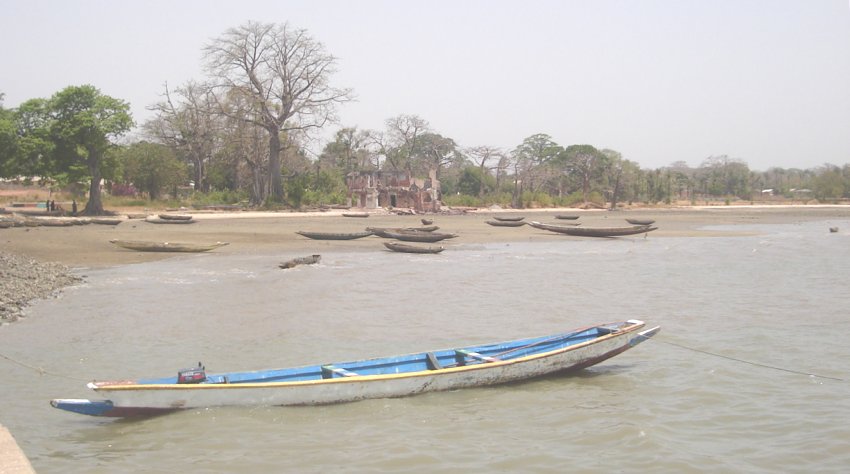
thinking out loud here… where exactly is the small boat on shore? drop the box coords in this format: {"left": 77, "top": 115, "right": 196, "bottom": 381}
{"left": 366, "top": 226, "right": 439, "bottom": 237}
{"left": 158, "top": 214, "right": 193, "bottom": 221}
{"left": 145, "top": 216, "right": 195, "bottom": 224}
{"left": 625, "top": 218, "right": 656, "bottom": 226}
{"left": 380, "top": 230, "right": 458, "bottom": 243}
{"left": 50, "top": 319, "right": 659, "bottom": 417}
{"left": 109, "top": 240, "right": 229, "bottom": 253}
{"left": 279, "top": 254, "right": 322, "bottom": 269}
{"left": 90, "top": 217, "right": 124, "bottom": 225}
{"left": 383, "top": 241, "right": 445, "bottom": 254}
{"left": 486, "top": 220, "right": 526, "bottom": 227}
{"left": 555, "top": 214, "right": 580, "bottom": 220}
{"left": 342, "top": 212, "right": 369, "bottom": 218}
{"left": 529, "top": 221, "right": 657, "bottom": 237}
{"left": 492, "top": 216, "right": 525, "bottom": 222}
{"left": 296, "top": 230, "right": 373, "bottom": 240}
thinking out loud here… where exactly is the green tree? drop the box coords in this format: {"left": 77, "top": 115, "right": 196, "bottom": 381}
{"left": 456, "top": 165, "right": 496, "bottom": 197}
{"left": 48, "top": 85, "right": 133, "bottom": 215}
{"left": 121, "top": 141, "right": 187, "bottom": 200}
{"left": 512, "top": 134, "right": 562, "bottom": 206}
{"left": 5, "top": 98, "right": 55, "bottom": 179}
{"left": 560, "top": 144, "right": 607, "bottom": 204}
{"left": 318, "top": 127, "right": 372, "bottom": 174}
{"left": 812, "top": 165, "right": 846, "bottom": 200}
{"left": 0, "top": 94, "right": 19, "bottom": 176}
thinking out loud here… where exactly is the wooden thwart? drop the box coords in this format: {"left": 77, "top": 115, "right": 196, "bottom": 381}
{"left": 454, "top": 349, "right": 499, "bottom": 366}
{"left": 321, "top": 365, "right": 358, "bottom": 379}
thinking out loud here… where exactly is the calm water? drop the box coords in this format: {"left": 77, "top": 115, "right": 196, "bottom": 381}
{"left": 2, "top": 220, "right": 849, "bottom": 473}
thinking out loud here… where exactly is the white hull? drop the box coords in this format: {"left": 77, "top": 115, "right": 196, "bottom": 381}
{"left": 93, "top": 325, "right": 654, "bottom": 411}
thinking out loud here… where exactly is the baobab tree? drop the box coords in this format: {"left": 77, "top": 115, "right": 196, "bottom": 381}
{"left": 204, "top": 21, "right": 352, "bottom": 203}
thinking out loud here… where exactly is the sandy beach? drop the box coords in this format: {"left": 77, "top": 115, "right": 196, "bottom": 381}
{"left": 2, "top": 205, "right": 849, "bottom": 269}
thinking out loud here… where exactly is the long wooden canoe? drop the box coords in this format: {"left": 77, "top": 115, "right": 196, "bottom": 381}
{"left": 51, "top": 320, "right": 659, "bottom": 417}
{"left": 109, "top": 239, "right": 229, "bottom": 252}
{"left": 625, "top": 218, "right": 656, "bottom": 226}
{"left": 296, "top": 230, "right": 373, "bottom": 240}
{"left": 366, "top": 225, "right": 439, "bottom": 237}
{"left": 486, "top": 220, "right": 526, "bottom": 227}
{"left": 145, "top": 216, "right": 195, "bottom": 224}
{"left": 380, "top": 230, "right": 458, "bottom": 242}
{"left": 528, "top": 221, "right": 657, "bottom": 237}
{"left": 383, "top": 241, "right": 445, "bottom": 254}
{"left": 158, "top": 214, "right": 193, "bottom": 221}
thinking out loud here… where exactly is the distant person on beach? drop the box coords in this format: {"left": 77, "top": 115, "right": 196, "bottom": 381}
{"left": 72, "top": 200, "right": 78, "bottom": 215}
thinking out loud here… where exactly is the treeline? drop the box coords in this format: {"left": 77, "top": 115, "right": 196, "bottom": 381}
{"left": 1, "top": 22, "right": 849, "bottom": 215}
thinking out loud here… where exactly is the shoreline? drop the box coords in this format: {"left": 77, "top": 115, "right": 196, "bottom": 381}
{"left": 1, "top": 205, "right": 848, "bottom": 324}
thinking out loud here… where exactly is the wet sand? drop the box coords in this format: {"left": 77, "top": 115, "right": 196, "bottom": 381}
{"left": 2, "top": 205, "right": 848, "bottom": 269}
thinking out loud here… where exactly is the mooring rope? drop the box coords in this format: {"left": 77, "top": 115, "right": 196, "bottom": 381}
{"left": 0, "top": 351, "right": 90, "bottom": 382}
{"left": 652, "top": 337, "right": 846, "bottom": 382}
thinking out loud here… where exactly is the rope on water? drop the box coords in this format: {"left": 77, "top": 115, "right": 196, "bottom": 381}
{"left": 0, "top": 351, "right": 90, "bottom": 382}
{"left": 650, "top": 337, "right": 846, "bottom": 382}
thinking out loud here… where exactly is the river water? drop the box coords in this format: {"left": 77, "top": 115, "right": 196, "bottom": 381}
{"left": 2, "top": 219, "right": 849, "bottom": 473}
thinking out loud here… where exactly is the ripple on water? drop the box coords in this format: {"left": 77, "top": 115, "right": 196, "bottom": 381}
{"left": 3, "top": 220, "right": 850, "bottom": 472}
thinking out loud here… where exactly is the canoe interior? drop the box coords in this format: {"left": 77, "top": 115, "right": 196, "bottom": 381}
{"left": 131, "top": 324, "right": 626, "bottom": 386}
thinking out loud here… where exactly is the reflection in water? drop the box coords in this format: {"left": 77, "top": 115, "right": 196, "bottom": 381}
{"left": 2, "top": 220, "right": 850, "bottom": 472}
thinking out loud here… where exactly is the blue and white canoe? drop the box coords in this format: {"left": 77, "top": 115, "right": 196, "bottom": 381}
{"left": 51, "top": 320, "right": 659, "bottom": 417}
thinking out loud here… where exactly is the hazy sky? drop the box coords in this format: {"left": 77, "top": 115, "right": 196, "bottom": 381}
{"left": 2, "top": 0, "right": 849, "bottom": 171}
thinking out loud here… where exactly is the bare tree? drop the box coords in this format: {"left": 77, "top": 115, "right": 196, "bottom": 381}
{"left": 466, "top": 146, "right": 505, "bottom": 197}
{"left": 204, "top": 21, "right": 352, "bottom": 203}
{"left": 385, "top": 114, "right": 429, "bottom": 172}
{"left": 146, "top": 81, "right": 219, "bottom": 192}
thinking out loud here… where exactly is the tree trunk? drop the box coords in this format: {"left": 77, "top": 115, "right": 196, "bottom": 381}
{"left": 192, "top": 156, "right": 206, "bottom": 192}
{"left": 83, "top": 150, "right": 105, "bottom": 215}
{"left": 268, "top": 129, "right": 283, "bottom": 202}
{"left": 609, "top": 169, "right": 622, "bottom": 210}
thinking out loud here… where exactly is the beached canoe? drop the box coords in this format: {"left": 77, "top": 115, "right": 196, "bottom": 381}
{"left": 528, "top": 221, "right": 657, "bottom": 237}
{"left": 380, "top": 230, "right": 458, "bottom": 243}
{"left": 625, "top": 218, "right": 656, "bottom": 226}
{"left": 555, "top": 215, "right": 580, "bottom": 220}
{"left": 296, "top": 230, "right": 373, "bottom": 240}
{"left": 486, "top": 220, "right": 527, "bottom": 227}
{"left": 109, "top": 240, "right": 229, "bottom": 252}
{"left": 492, "top": 216, "right": 525, "bottom": 222}
{"left": 145, "top": 216, "right": 195, "bottom": 224}
{"left": 342, "top": 212, "right": 369, "bottom": 218}
{"left": 383, "top": 241, "right": 445, "bottom": 254}
{"left": 50, "top": 319, "right": 659, "bottom": 417}
{"left": 90, "top": 217, "right": 124, "bottom": 225}
{"left": 366, "top": 226, "right": 439, "bottom": 237}
{"left": 158, "top": 214, "right": 193, "bottom": 221}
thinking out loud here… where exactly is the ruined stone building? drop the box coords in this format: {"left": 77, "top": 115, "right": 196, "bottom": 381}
{"left": 346, "top": 170, "right": 441, "bottom": 213}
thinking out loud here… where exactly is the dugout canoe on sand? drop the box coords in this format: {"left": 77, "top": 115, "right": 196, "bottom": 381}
{"left": 625, "top": 218, "right": 656, "bottom": 226}
{"left": 295, "top": 230, "right": 373, "bottom": 240}
{"left": 145, "top": 216, "right": 195, "bottom": 224}
{"left": 379, "top": 230, "right": 458, "bottom": 243}
{"left": 383, "top": 241, "right": 445, "bottom": 254}
{"left": 158, "top": 214, "right": 193, "bottom": 221}
{"left": 528, "top": 221, "right": 657, "bottom": 237}
{"left": 109, "top": 240, "right": 229, "bottom": 252}
{"left": 485, "top": 220, "right": 526, "bottom": 227}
